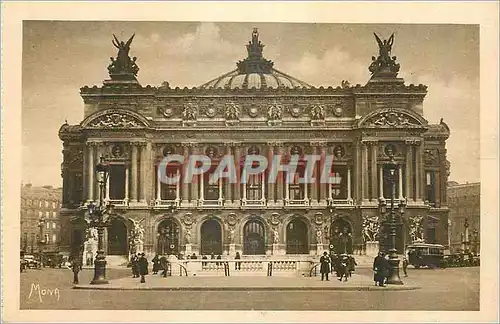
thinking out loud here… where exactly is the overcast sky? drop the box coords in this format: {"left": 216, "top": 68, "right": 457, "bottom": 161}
{"left": 22, "top": 21, "right": 479, "bottom": 187}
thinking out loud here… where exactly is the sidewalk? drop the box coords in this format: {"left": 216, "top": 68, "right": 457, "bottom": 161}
{"left": 74, "top": 273, "right": 420, "bottom": 291}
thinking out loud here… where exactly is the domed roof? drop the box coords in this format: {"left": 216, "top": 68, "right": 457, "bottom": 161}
{"left": 199, "top": 29, "right": 312, "bottom": 90}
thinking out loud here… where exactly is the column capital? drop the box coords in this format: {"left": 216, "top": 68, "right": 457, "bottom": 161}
{"left": 86, "top": 141, "right": 99, "bottom": 147}
{"left": 361, "top": 140, "right": 378, "bottom": 146}
{"left": 309, "top": 141, "right": 328, "bottom": 147}
{"left": 226, "top": 141, "right": 242, "bottom": 147}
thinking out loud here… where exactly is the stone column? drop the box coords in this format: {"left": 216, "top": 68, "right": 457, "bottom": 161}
{"left": 347, "top": 166, "right": 352, "bottom": 200}
{"left": 106, "top": 173, "right": 110, "bottom": 202}
{"left": 276, "top": 143, "right": 285, "bottom": 206}
{"left": 405, "top": 144, "right": 413, "bottom": 201}
{"left": 176, "top": 169, "right": 181, "bottom": 203}
{"left": 124, "top": 166, "right": 129, "bottom": 202}
{"left": 139, "top": 143, "right": 147, "bottom": 203}
{"left": 261, "top": 172, "right": 265, "bottom": 202}
{"left": 181, "top": 144, "right": 190, "bottom": 206}
{"left": 199, "top": 166, "right": 204, "bottom": 202}
{"left": 242, "top": 168, "right": 247, "bottom": 201}
{"left": 370, "top": 143, "right": 378, "bottom": 201}
{"left": 398, "top": 164, "right": 404, "bottom": 200}
{"left": 87, "top": 142, "right": 95, "bottom": 202}
{"left": 190, "top": 144, "right": 199, "bottom": 203}
{"left": 361, "top": 142, "right": 369, "bottom": 202}
{"left": 379, "top": 165, "right": 384, "bottom": 199}
{"left": 319, "top": 143, "right": 328, "bottom": 205}
{"left": 130, "top": 143, "right": 138, "bottom": 203}
{"left": 266, "top": 143, "right": 275, "bottom": 204}
{"left": 224, "top": 144, "right": 233, "bottom": 205}
{"left": 156, "top": 165, "right": 161, "bottom": 201}
{"left": 309, "top": 143, "right": 319, "bottom": 205}
{"left": 233, "top": 143, "right": 241, "bottom": 206}
{"left": 415, "top": 144, "right": 423, "bottom": 201}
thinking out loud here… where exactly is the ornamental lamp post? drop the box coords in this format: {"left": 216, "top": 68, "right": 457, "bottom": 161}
{"left": 384, "top": 157, "right": 404, "bottom": 285}
{"left": 88, "top": 156, "right": 113, "bottom": 285}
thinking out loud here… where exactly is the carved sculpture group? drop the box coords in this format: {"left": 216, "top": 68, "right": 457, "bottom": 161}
{"left": 108, "top": 34, "right": 140, "bottom": 77}
{"left": 369, "top": 33, "right": 401, "bottom": 76}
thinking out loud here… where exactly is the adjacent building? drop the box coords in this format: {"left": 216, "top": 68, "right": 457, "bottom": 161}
{"left": 59, "top": 29, "right": 450, "bottom": 261}
{"left": 20, "top": 184, "right": 62, "bottom": 255}
{"left": 447, "top": 182, "right": 480, "bottom": 253}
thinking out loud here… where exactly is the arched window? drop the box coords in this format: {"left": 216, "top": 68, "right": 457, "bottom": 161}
{"left": 157, "top": 219, "right": 180, "bottom": 255}
{"left": 107, "top": 218, "right": 128, "bottom": 255}
{"left": 286, "top": 218, "right": 309, "bottom": 254}
{"left": 201, "top": 219, "right": 222, "bottom": 255}
{"left": 243, "top": 219, "right": 266, "bottom": 255}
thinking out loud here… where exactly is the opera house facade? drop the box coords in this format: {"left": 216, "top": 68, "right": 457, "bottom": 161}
{"left": 59, "top": 29, "right": 450, "bottom": 263}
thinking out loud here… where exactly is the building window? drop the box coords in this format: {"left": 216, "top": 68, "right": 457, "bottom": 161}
{"left": 52, "top": 234, "right": 57, "bottom": 244}
{"left": 52, "top": 222, "right": 56, "bottom": 229}
{"left": 38, "top": 211, "right": 43, "bottom": 217}
{"left": 425, "top": 171, "right": 437, "bottom": 204}
{"left": 46, "top": 222, "right": 50, "bottom": 229}
{"left": 246, "top": 173, "right": 262, "bottom": 200}
{"left": 52, "top": 202, "right": 56, "bottom": 209}
{"left": 52, "top": 211, "right": 57, "bottom": 218}
{"left": 330, "top": 165, "right": 348, "bottom": 200}
{"left": 382, "top": 165, "right": 401, "bottom": 199}
{"left": 160, "top": 167, "right": 178, "bottom": 200}
{"left": 45, "top": 211, "right": 49, "bottom": 217}
{"left": 44, "top": 201, "right": 49, "bottom": 208}
{"left": 203, "top": 169, "right": 221, "bottom": 201}
{"left": 109, "top": 164, "right": 126, "bottom": 200}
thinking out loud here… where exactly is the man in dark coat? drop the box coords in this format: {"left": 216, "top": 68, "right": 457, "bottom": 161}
{"left": 138, "top": 253, "right": 148, "bottom": 283}
{"left": 373, "top": 252, "right": 387, "bottom": 287}
{"left": 337, "top": 254, "right": 349, "bottom": 282}
{"left": 320, "top": 251, "right": 332, "bottom": 281}
{"left": 71, "top": 257, "right": 81, "bottom": 284}
{"left": 402, "top": 256, "right": 409, "bottom": 277}
{"left": 159, "top": 255, "right": 168, "bottom": 278}
{"left": 131, "top": 253, "right": 139, "bottom": 278}
{"left": 152, "top": 254, "right": 160, "bottom": 274}
{"left": 348, "top": 255, "right": 357, "bottom": 277}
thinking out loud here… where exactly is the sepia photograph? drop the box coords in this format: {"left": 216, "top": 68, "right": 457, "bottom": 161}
{"left": 2, "top": 1, "right": 499, "bottom": 323}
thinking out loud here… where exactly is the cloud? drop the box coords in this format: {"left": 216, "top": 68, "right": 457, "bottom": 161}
{"left": 280, "top": 47, "right": 369, "bottom": 87}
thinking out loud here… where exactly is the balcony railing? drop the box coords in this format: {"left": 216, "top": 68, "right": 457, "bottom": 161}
{"left": 154, "top": 199, "right": 180, "bottom": 207}
{"left": 285, "top": 198, "right": 310, "bottom": 207}
{"left": 241, "top": 198, "right": 266, "bottom": 207}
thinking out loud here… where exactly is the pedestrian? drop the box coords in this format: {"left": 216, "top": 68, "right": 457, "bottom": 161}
{"left": 402, "top": 256, "right": 409, "bottom": 277}
{"left": 71, "top": 257, "right": 81, "bottom": 284}
{"left": 138, "top": 253, "right": 148, "bottom": 283}
{"left": 373, "top": 252, "right": 387, "bottom": 287}
{"left": 216, "top": 254, "right": 221, "bottom": 266}
{"left": 337, "top": 254, "right": 349, "bottom": 282}
{"left": 131, "top": 253, "right": 139, "bottom": 278}
{"left": 152, "top": 254, "right": 160, "bottom": 274}
{"left": 235, "top": 252, "right": 241, "bottom": 270}
{"left": 348, "top": 255, "right": 357, "bottom": 277}
{"left": 320, "top": 251, "right": 331, "bottom": 281}
{"left": 191, "top": 253, "right": 197, "bottom": 260}
{"left": 160, "top": 255, "right": 168, "bottom": 277}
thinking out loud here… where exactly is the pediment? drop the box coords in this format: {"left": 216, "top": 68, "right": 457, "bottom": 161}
{"left": 81, "top": 109, "right": 149, "bottom": 129}
{"left": 358, "top": 108, "right": 427, "bottom": 129}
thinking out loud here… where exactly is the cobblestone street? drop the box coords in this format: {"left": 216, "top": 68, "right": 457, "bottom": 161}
{"left": 20, "top": 266, "right": 479, "bottom": 310}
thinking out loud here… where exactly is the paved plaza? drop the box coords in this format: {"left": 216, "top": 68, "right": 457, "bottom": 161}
{"left": 20, "top": 266, "right": 479, "bottom": 310}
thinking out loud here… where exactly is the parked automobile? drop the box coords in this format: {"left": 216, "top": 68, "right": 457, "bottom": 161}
{"left": 407, "top": 243, "right": 445, "bottom": 268}
{"left": 23, "top": 255, "right": 40, "bottom": 269}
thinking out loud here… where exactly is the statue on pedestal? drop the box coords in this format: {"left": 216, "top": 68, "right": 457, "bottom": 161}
{"left": 316, "top": 228, "right": 323, "bottom": 244}
{"left": 369, "top": 33, "right": 400, "bottom": 76}
{"left": 107, "top": 33, "right": 139, "bottom": 78}
{"left": 273, "top": 229, "right": 279, "bottom": 244}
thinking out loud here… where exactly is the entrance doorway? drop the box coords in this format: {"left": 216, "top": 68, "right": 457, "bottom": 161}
{"left": 157, "top": 219, "right": 180, "bottom": 255}
{"left": 243, "top": 219, "right": 266, "bottom": 255}
{"left": 200, "top": 219, "right": 222, "bottom": 255}
{"left": 330, "top": 217, "right": 353, "bottom": 254}
{"left": 286, "top": 218, "right": 309, "bottom": 254}
{"left": 107, "top": 218, "right": 128, "bottom": 255}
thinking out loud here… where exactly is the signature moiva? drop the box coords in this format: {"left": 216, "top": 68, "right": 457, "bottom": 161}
{"left": 28, "top": 283, "right": 60, "bottom": 302}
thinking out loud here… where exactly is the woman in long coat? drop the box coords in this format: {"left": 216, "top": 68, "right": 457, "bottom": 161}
{"left": 320, "top": 251, "right": 331, "bottom": 281}
{"left": 138, "top": 253, "right": 149, "bottom": 283}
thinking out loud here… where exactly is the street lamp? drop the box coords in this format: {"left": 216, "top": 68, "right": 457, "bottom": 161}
{"left": 472, "top": 229, "right": 479, "bottom": 255}
{"left": 87, "top": 156, "right": 113, "bottom": 285}
{"left": 38, "top": 216, "right": 46, "bottom": 267}
{"left": 382, "top": 157, "right": 404, "bottom": 285}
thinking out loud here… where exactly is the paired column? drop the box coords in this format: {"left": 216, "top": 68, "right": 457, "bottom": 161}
{"left": 266, "top": 143, "right": 275, "bottom": 204}
{"left": 319, "top": 143, "right": 328, "bottom": 204}
{"left": 405, "top": 143, "right": 413, "bottom": 201}
{"left": 276, "top": 143, "right": 285, "bottom": 205}
{"left": 361, "top": 142, "right": 369, "bottom": 201}
{"left": 398, "top": 164, "right": 404, "bottom": 200}
{"left": 379, "top": 165, "right": 384, "bottom": 199}
{"left": 87, "top": 142, "right": 95, "bottom": 202}
{"left": 233, "top": 143, "right": 241, "bottom": 205}
{"left": 190, "top": 144, "right": 199, "bottom": 203}
{"left": 139, "top": 143, "right": 148, "bottom": 203}
{"left": 415, "top": 143, "right": 423, "bottom": 201}
{"left": 181, "top": 143, "right": 190, "bottom": 205}
{"left": 308, "top": 142, "right": 319, "bottom": 204}
{"left": 369, "top": 142, "right": 378, "bottom": 201}
{"left": 224, "top": 144, "right": 233, "bottom": 205}
{"left": 347, "top": 166, "right": 352, "bottom": 201}
{"left": 130, "top": 143, "right": 138, "bottom": 203}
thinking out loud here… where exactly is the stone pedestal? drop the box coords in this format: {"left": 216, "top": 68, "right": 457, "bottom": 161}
{"left": 83, "top": 239, "right": 98, "bottom": 266}
{"left": 229, "top": 243, "right": 236, "bottom": 256}
{"left": 366, "top": 241, "right": 379, "bottom": 257}
{"left": 185, "top": 243, "right": 192, "bottom": 256}
{"left": 272, "top": 243, "right": 279, "bottom": 255}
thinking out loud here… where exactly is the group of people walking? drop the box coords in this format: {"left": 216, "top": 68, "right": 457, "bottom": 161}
{"left": 372, "top": 251, "right": 409, "bottom": 287}
{"left": 319, "top": 251, "right": 357, "bottom": 282}
{"left": 130, "top": 253, "right": 150, "bottom": 283}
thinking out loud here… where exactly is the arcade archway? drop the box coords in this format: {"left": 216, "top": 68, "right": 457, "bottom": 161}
{"left": 200, "top": 219, "right": 223, "bottom": 255}
{"left": 329, "top": 217, "right": 353, "bottom": 254}
{"left": 243, "top": 219, "right": 266, "bottom": 255}
{"left": 286, "top": 218, "right": 309, "bottom": 254}
{"left": 157, "top": 218, "right": 180, "bottom": 255}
